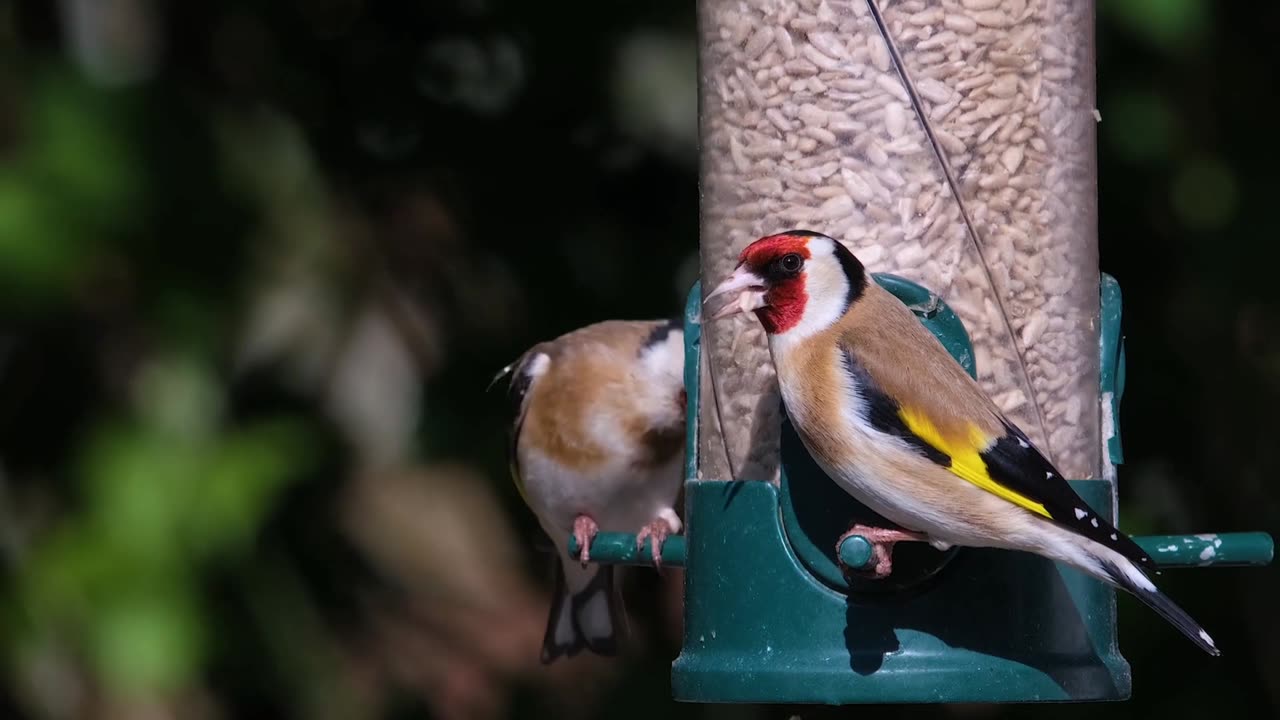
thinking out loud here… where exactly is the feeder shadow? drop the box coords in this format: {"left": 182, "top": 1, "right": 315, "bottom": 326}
{"left": 780, "top": 414, "right": 1121, "bottom": 698}
{"left": 839, "top": 550, "right": 1121, "bottom": 698}
{"left": 841, "top": 602, "right": 900, "bottom": 675}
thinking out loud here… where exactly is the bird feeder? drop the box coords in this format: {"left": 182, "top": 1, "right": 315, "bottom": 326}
{"left": 698, "top": 0, "right": 1107, "bottom": 486}
{"left": 568, "top": 280, "right": 1273, "bottom": 704}
{"left": 562, "top": 0, "right": 1275, "bottom": 704}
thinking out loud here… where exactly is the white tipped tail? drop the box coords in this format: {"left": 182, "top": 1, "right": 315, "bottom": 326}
{"left": 1040, "top": 516, "right": 1220, "bottom": 657}
{"left": 1097, "top": 553, "right": 1220, "bottom": 657}
{"left": 540, "top": 559, "right": 621, "bottom": 663}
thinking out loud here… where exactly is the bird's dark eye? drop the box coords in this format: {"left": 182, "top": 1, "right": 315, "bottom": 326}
{"left": 779, "top": 253, "right": 803, "bottom": 273}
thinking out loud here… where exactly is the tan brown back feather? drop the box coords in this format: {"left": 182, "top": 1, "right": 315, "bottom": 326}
{"left": 835, "top": 283, "right": 1004, "bottom": 441}
{"left": 521, "top": 320, "right": 684, "bottom": 472}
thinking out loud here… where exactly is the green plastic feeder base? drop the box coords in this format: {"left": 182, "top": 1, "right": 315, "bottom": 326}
{"left": 671, "top": 479, "right": 1130, "bottom": 704}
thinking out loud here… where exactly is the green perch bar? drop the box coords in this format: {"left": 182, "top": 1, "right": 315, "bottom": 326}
{"left": 568, "top": 530, "right": 1273, "bottom": 571}
{"left": 568, "top": 532, "right": 688, "bottom": 567}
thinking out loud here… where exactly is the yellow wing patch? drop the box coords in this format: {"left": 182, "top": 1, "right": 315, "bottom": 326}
{"left": 898, "top": 406, "right": 1050, "bottom": 518}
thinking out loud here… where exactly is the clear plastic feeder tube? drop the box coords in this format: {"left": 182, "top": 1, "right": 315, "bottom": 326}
{"left": 697, "top": 0, "right": 1101, "bottom": 482}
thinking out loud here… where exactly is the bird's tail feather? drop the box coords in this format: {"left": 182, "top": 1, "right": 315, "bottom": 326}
{"left": 540, "top": 559, "right": 622, "bottom": 664}
{"left": 1099, "top": 555, "right": 1220, "bottom": 657}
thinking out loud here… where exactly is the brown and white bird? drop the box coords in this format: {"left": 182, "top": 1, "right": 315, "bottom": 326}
{"left": 703, "top": 230, "right": 1219, "bottom": 656}
{"left": 495, "top": 319, "right": 686, "bottom": 663}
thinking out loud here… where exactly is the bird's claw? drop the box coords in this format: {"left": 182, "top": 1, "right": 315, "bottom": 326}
{"left": 906, "top": 294, "right": 941, "bottom": 318}
{"left": 573, "top": 515, "right": 599, "bottom": 567}
{"left": 836, "top": 524, "right": 927, "bottom": 579}
{"left": 865, "top": 543, "right": 894, "bottom": 579}
{"left": 636, "top": 513, "right": 680, "bottom": 573}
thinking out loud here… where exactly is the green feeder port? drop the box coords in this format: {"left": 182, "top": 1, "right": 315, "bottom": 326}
{"left": 566, "top": 274, "right": 1274, "bottom": 705}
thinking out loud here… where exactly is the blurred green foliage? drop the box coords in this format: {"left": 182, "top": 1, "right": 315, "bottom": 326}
{"left": 0, "top": 68, "right": 142, "bottom": 304}
{"left": 1102, "top": 0, "right": 1208, "bottom": 52}
{"left": 9, "top": 353, "right": 314, "bottom": 695}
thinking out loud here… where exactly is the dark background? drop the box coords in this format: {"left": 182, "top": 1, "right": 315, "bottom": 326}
{"left": 0, "top": 1, "right": 1275, "bottom": 719}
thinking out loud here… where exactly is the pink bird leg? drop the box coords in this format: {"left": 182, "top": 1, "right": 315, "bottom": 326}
{"left": 636, "top": 512, "right": 681, "bottom": 572}
{"left": 837, "top": 524, "right": 928, "bottom": 579}
{"left": 573, "top": 514, "right": 599, "bottom": 566}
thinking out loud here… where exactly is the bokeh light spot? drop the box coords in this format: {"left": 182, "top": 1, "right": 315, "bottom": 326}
{"left": 1170, "top": 155, "right": 1238, "bottom": 231}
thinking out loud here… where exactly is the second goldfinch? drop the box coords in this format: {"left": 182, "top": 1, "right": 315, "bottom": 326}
{"left": 496, "top": 319, "right": 686, "bottom": 663}
{"left": 704, "top": 230, "right": 1219, "bottom": 656}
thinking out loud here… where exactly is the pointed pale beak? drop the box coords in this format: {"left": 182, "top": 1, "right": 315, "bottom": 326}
{"left": 703, "top": 266, "right": 768, "bottom": 321}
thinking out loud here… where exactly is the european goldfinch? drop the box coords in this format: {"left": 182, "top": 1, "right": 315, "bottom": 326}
{"left": 704, "top": 230, "right": 1220, "bottom": 657}
{"left": 495, "top": 319, "right": 686, "bottom": 664}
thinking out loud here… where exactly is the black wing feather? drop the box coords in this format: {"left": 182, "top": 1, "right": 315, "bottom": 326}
{"left": 638, "top": 317, "right": 681, "bottom": 356}
{"left": 842, "top": 350, "right": 951, "bottom": 467}
{"left": 981, "top": 419, "right": 1155, "bottom": 568}
{"left": 841, "top": 349, "right": 1154, "bottom": 569}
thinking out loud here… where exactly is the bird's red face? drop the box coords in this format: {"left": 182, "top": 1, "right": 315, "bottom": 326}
{"left": 704, "top": 230, "right": 866, "bottom": 337}
{"left": 703, "top": 232, "right": 815, "bottom": 334}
